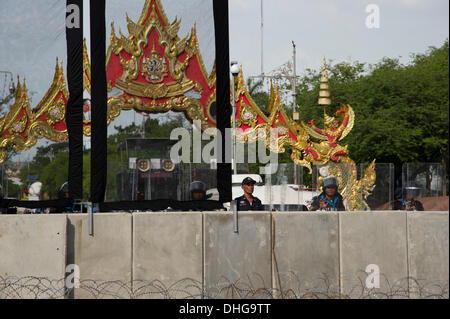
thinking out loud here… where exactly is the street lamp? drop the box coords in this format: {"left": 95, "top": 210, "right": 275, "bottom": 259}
{"left": 230, "top": 61, "right": 240, "bottom": 233}
{"left": 230, "top": 61, "right": 240, "bottom": 176}
{"left": 230, "top": 61, "right": 240, "bottom": 77}
{"left": 9, "top": 79, "right": 15, "bottom": 95}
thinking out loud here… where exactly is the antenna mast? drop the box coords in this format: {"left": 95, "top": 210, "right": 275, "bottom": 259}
{"left": 260, "top": 0, "right": 264, "bottom": 78}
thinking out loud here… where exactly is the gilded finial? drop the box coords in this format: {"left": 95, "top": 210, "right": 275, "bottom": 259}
{"left": 237, "top": 64, "right": 244, "bottom": 85}
{"left": 21, "top": 77, "right": 27, "bottom": 93}
{"left": 267, "top": 79, "right": 275, "bottom": 114}
{"left": 189, "top": 22, "right": 197, "bottom": 44}
{"left": 15, "top": 76, "right": 22, "bottom": 97}
{"left": 275, "top": 81, "right": 282, "bottom": 111}
{"left": 110, "top": 21, "right": 117, "bottom": 40}
{"left": 151, "top": 41, "right": 157, "bottom": 54}
{"left": 318, "top": 56, "right": 331, "bottom": 107}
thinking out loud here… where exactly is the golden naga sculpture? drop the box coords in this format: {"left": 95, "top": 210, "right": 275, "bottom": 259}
{"left": 233, "top": 58, "right": 376, "bottom": 210}
{"left": 233, "top": 60, "right": 356, "bottom": 174}
{"left": 316, "top": 158, "right": 376, "bottom": 211}
{"left": 299, "top": 60, "right": 354, "bottom": 167}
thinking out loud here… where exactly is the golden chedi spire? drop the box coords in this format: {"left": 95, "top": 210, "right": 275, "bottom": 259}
{"left": 318, "top": 56, "right": 331, "bottom": 107}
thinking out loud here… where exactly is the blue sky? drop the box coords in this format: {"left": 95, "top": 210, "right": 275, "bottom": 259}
{"left": 230, "top": 0, "right": 449, "bottom": 77}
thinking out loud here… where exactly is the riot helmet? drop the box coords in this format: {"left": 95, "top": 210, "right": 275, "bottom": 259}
{"left": 190, "top": 181, "right": 206, "bottom": 200}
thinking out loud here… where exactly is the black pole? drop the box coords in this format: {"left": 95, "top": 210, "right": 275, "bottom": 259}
{"left": 90, "top": 0, "right": 108, "bottom": 203}
{"left": 66, "top": 0, "right": 84, "bottom": 200}
{"left": 213, "top": 0, "right": 232, "bottom": 203}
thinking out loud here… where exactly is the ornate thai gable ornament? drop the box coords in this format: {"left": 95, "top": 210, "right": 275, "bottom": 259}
{"left": 0, "top": 0, "right": 218, "bottom": 153}
{"left": 234, "top": 62, "right": 355, "bottom": 174}
{"left": 234, "top": 60, "right": 376, "bottom": 210}
{"left": 0, "top": 60, "right": 69, "bottom": 162}
{"left": 104, "top": 0, "right": 216, "bottom": 131}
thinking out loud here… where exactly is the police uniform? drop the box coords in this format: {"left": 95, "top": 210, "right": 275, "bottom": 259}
{"left": 310, "top": 192, "right": 345, "bottom": 211}
{"left": 235, "top": 195, "right": 264, "bottom": 211}
{"left": 235, "top": 177, "right": 264, "bottom": 211}
{"left": 309, "top": 176, "right": 346, "bottom": 212}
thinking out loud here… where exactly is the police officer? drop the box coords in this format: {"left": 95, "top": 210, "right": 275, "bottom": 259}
{"left": 53, "top": 181, "right": 76, "bottom": 213}
{"left": 310, "top": 176, "right": 346, "bottom": 211}
{"left": 392, "top": 182, "right": 424, "bottom": 211}
{"left": 235, "top": 177, "right": 264, "bottom": 211}
{"left": 58, "top": 181, "right": 70, "bottom": 199}
{"left": 190, "top": 181, "right": 207, "bottom": 201}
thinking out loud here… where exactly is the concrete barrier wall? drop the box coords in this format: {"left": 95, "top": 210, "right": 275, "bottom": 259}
{"left": 407, "top": 212, "right": 449, "bottom": 297}
{"left": 0, "top": 211, "right": 448, "bottom": 299}
{"left": 203, "top": 212, "right": 272, "bottom": 298}
{"left": 0, "top": 215, "right": 67, "bottom": 298}
{"left": 272, "top": 212, "right": 340, "bottom": 297}
{"left": 133, "top": 212, "right": 203, "bottom": 299}
{"left": 339, "top": 212, "right": 409, "bottom": 297}
{"left": 66, "top": 213, "right": 132, "bottom": 298}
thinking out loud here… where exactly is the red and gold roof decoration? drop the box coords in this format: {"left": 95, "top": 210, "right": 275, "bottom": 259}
{"left": 0, "top": 0, "right": 218, "bottom": 160}
{"left": 234, "top": 60, "right": 355, "bottom": 173}
{"left": 83, "top": 39, "right": 92, "bottom": 136}
{"left": 83, "top": 38, "right": 91, "bottom": 95}
{"left": 0, "top": 60, "right": 69, "bottom": 163}
{"left": 104, "top": 0, "right": 216, "bottom": 131}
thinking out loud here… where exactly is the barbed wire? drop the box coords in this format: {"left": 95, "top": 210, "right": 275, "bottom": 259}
{"left": 1, "top": 274, "right": 447, "bottom": 299}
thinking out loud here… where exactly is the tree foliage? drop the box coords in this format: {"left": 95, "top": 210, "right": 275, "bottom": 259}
{"left": 297, "top": 40, "right": 449, "bottom": 174}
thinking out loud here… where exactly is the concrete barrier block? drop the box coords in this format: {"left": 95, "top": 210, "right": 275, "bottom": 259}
{"left": 0, "top": 215, "right": 67, "bottom": 299}
{"left": 407, "top": 212, "right": 449, "bottom": 298}
{"left": 66, "top": 213, "right": 132, "bottom": 299}
{"left": 273, "top": 212, "right": 340, "bottom": 298}
{"left": 203, "top": 212, "right": 272, "bottom": 298}
{"left": 339, "top": 211, "right": 409, "bottom": 298}
{"left": 132, "top": 212, "right": 203, "bottom": 299}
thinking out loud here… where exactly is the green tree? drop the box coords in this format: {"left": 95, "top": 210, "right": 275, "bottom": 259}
{"left": 246, "top": 78, "right": 270, "bottom": 110}
{"left": 297, "top": 40, "right": 449, "bottom": 190}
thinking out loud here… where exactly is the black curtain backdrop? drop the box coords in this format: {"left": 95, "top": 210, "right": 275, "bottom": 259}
{"left": 213, "top": 0, "right": 232, "bottom": 203}
{"left": 66, "top": 0, "right": 84, "bottom": 200}
{"left": 99, "top": 200, "right": 224, "bottom": 212}
{"left": 0, "top": 198, "right": 223, "bottom": 213}
{"left": 90, "top": 0, "right": 108, "bottom": 203}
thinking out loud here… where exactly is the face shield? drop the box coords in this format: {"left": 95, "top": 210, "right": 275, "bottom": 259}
{"left": 403, "top": 185, "right": 422, "bottom": 199}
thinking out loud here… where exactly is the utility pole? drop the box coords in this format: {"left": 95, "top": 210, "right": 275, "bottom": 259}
{"left": 250, "top": 41, "right": 299, "bottom": 116}
{"left": 0, "top": 70, "right": 15, "bottom": 105}
{"left": 249, "top": 41, "right": 301, "bottom": 187}
{"left": 250, "top": 2, "right": 302, "bottom": 190}
{"left": 292, "top": 41, "right": 298, "bottom": 120}
{"left": 260, "top": 0, "right": 264, "bottom": 78}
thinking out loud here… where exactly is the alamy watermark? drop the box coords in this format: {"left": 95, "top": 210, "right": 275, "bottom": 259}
{"left": 365, "top": 264, "right": 380, "bottom": 289}
{"left": 66, "top": 4, "right": 80, "bottom": 29}
{"left": 169, "top": 121, "right": 279, "bottom": 174}
{"left": 365, "top": 4, "right": 380, "bottom": 29}
{"left": 65, "top": 264, "right": 80, "bottom": 289}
